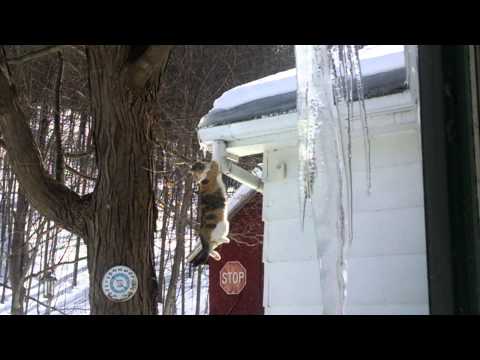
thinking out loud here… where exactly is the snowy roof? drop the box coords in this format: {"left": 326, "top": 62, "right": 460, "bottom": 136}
{"left": 227, "top": 185, "right": 258, "bottom": 219}
{"left": 199, "top": 46, "right": 407, "bottom": 129}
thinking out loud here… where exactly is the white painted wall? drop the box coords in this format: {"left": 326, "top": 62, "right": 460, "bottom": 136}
{"left": 262, "top": 105, "right": 429, "bottom": 315}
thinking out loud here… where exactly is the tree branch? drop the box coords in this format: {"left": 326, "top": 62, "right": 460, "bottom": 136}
{"left": 0, "top": 281, "right": 67, "bottom": 315}
{"left": 0, "top": 70, "right": 92, "bottom": 239}
{"left": 53, "top": 52, "right": 65, "bottom": 183}
{"left": 127, "top": 45, "right": 173, "bottom": 92}
{"left": 65, "top": 163, "right": 96, "bottom": 181}
{"left": 26, "top": 257, "right": 87, "bottom": 280}
{"left": 64, "top": 147, "right": 94, "bottom": 159}
{"left": 5, "top": 45, "right": 85, "bottom": 66}
{"left": 6, "top": 45, "right": 66, "bottom": 65}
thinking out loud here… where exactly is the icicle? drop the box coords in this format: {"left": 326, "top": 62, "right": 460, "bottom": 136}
{"left": 295, "top": 45, "right": 319, "bottom": 228}
{"left": 329, "top": 46, "right": 371, "bottom": 304}
{"left": 296, "top": 45, "right": 347, "bottom": 314}
{"left": 353, "top": 46, "right": 372, "bottom": 195}
{"left": 296, "top": 45, "right": 371, "bottom": 315}
{"left": 342, "top": 46, "right": 355, "bottom": 257}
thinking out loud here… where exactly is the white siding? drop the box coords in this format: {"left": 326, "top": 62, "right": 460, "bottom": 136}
{"left": 265, "top": 261, "right": 323, "bottom": 307}
{"left": 345, "top": 304, "right": 429, "bottom": 315}
{"left": 266, "top": 305, "right": 324, "bottom": 315}
{"left": 350, "top": 207, "right": 427, "bottom": 257}
{"left": 346, "top": 255, "right": 429, "bottom": 305}
{"left": 262, "top": 107, "right": 429, "bottom": 315}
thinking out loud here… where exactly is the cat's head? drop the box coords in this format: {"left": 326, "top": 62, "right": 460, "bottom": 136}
{"left": 190, "top": 161, "right": 209, "bottom": 183}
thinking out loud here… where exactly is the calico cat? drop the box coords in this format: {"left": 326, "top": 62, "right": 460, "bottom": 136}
{"left": 188, "top": 160, "right": 230, "bottom": 267}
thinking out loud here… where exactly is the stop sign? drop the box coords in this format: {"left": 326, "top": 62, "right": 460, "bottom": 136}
{"left": 220, "top": 261, "right": 247, "bottom": 295}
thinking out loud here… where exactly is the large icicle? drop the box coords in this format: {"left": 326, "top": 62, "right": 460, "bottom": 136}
{"left": 295, "top": 45, "right": 350, "bottom": 314}
{"left": 295, "top": 45, "right": 370, "bottom": 314}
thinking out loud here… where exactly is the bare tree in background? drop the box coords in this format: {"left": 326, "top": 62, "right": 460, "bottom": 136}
{"left": 157, "top": 45, "right": 294, "bottom": 314}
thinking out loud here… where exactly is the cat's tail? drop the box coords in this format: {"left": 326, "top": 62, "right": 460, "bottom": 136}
{"left": 189, "top": 234, "right": 211, "bottom": 267}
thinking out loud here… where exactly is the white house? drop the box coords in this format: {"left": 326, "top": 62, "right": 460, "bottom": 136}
{"left": 197, "top": 45, "right": 429, "bottom": 315}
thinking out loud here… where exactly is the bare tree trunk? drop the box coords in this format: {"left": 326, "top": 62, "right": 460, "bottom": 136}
{"left": 188, "top": 194, "right": 193, "bottom": 279}
{"left": 72, "top": 234, "right": 81, "bottom": 288}
{"left": 163, "top": 182, "right": 181, "bottom": 315}
{"left": 195, "top": 265, "right": 202, "bottom": 315}
{"left": 181, "top": 254, "right": 185, "bottom": 315}
{"left": 157, "top": 178, "right": 170, "bottom": 304}
{"left": 9, "top": 185, "right": 28, "bottom": 315}
{"left": 0, "top": 168, "right": 14, "bottom": 304}
{"left": 72, "top": 113, "right": 88, "bottom": 287}
{"left": 24, "top": 219, "right": 44, "bottom": 313}
{"left": 0, "top": 160, "right": 8, "bottom": 280}
{"left": 164, "top": 174, "right": 193, "bottom": 315}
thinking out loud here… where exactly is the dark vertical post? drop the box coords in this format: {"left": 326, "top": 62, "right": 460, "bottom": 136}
{"left": 418, "top": 45, "right": 455, "bottom": 314}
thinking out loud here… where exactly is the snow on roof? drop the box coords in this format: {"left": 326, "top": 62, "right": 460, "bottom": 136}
{"left": 358, "top": 45, "right": 405, "bottom": 76}
{"left": 211, "top": 46, "right": 405, "bottom": 112}
{"left": 213, "top": 68, "right": 297, "bottom": 112}
{"left": 227, "top": 184, "right": 257, "bottom": 218}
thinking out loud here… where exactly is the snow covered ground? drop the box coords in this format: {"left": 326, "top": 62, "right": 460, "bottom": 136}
{"left": 0, "top": 257, "right": 209, "bottom": 315}
{"left": 0, "top": 175, "right": 239, "bottom": 315}
{"left": 0, "top": 228, "right": 210, "bottom": 315}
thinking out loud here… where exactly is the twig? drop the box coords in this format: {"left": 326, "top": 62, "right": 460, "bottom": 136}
{"left": 64, "top": 147, "right": 94, "bottom": 159}
{"left": 26, "top": 257, "right": 87, "bottom": 280}
{"left": 228, "top": 233, "right": 261, "bottom": 248}
{"left": 0, "top": 281, "right": 67, "bottom": 315}
{"left": 65, "top": 164, "right": 96, "bottom": 181}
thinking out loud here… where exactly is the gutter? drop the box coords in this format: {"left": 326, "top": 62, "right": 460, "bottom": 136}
{"left": 198, "top": 112, "right": 297, "bottom": 143}
{"left": 197, "top": 89, "right": 417, "bottom": 196}
{"left": 198, "top": 91, "right": 415, "bottom": 145}
{"left": 211, "top": 141, "right": 263, "bottom": 193}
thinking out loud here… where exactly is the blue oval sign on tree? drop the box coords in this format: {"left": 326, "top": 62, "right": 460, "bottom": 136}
{"left": 102, "top": 266, "right": 138, "bottom": 302}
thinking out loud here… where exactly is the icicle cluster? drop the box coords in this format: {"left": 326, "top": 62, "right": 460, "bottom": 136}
{"left": 295, "top": 45, "right": 370, "bottom": 315}
{"left": 330, "top": 45, "right": 371, "bottom": 279}
{"left": 331, "top": 45, "right": 371, "bottom": 197}
{"left": 295, "top": 46, "right": 318, "bottom": 226}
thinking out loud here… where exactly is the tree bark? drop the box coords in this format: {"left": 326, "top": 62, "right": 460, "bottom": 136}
{"left": 85, "top": 46, "right": 162, "bottom": 314}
